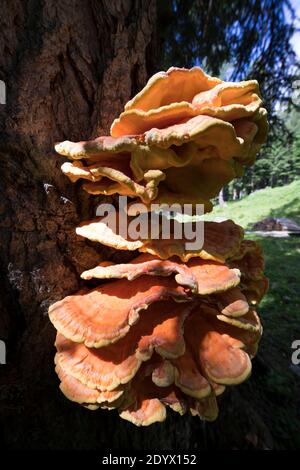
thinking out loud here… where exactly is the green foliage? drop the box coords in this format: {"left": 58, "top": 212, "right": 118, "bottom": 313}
{"left": 237, "top": 108, "right": 300, "bottom": 192}
{"left": 217, "top": 106, "right": 300, "bottom": 199}
{"left": 156, "top": 4, "right": 300, "bottom": 445}
{"left": 236, "top": 140, "right": 300, "bottom": 193}
{"left": 157, "top": 1, "right": 300, "bottom": 197}
{"left": 158, "top": 0, "right": 299, "bottom": 134}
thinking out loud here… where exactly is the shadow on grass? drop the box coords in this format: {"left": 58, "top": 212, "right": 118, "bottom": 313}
{"left": 243, "top": 198, "right": 300, "bottom": 230}
{"left": 241, "top": 235, "right": 300, "bottom": 449}
{"left": 1, "top": 237, "right": 300, "bottom": 450}
{"left": 268, "top": 198, "right": 300, "bottom": 226}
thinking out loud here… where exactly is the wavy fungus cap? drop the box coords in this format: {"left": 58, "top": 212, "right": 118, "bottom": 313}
{"left": 49, "top": 276, "right": 192, "bottom": 348}
{"left": 111, "top": 67, "right": 264, "bottom": 136}
{"left": 81, "top": 253, "right": 241, "bottom": 295}
{"left": 76, "top": 215, "right": 244, "bottom": 263}
{"left": 49, "top": 222, "right": 265, "bottom": 425}
{"left": 55, "top": 67, "right": 267, "bottom": 211}
{"left": 50, "top": 66, "right": 268, "bottom": 426}
{"left": 51, "top": 281, "right": 263, "bottom": 425}
{"left": 54, "top": 300, "right": 193, "bottom": 392}
{"left": 110, "top": 67, "right": 268, "bottom": 160}
{"left": 49, "top": 212, "right": 266, "bottom": 425}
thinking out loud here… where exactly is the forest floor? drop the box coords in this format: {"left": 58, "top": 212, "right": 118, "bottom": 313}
{"left": 249, "top": 235, "right": 300, "bottom": 449}
{"left": 206, "top": 180, "right": 300, "bottom": 448}
{"left": 206, "top": 179, "right": 300, "bottom": 228}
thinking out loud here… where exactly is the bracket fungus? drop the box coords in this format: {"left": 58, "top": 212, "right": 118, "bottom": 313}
{"left": 49, "top": 66, "right": 268, "bottom": 426}
{"left": 55, "top": 67, "right": 267, "bottom": 213}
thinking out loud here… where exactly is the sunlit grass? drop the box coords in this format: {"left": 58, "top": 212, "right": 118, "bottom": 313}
{"left": 205, "top": 180, "right": 300, "bottom": 229}
{"left": 203, "top": 182, "right": 300, "bottom": 448}
{"left": 243, "top": 236, "right": 300, "bottom": 448}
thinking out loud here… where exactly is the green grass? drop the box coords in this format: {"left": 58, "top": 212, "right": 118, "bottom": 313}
{"left": 205, "top": 180, "right": 300, "bottom": 229}
{"left": 206, "top": 182, "right": 300, "bottom": 448}
{"left": 245, "top": 236, "right": 300, "bottom": 448}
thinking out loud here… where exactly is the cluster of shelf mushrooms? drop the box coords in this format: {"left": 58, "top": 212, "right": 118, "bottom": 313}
{"left": 49, "top": 67, "right": 268, "bottom": 426}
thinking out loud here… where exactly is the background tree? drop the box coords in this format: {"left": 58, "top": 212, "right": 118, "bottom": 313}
{"left": 158, "top": 0, "right": 300, "bottom": 201}
{"left": 158, "top": 0, "right": 299, "bottom": 136}
{"left": 224, "top": 107, "right": 300, "bottom": 199}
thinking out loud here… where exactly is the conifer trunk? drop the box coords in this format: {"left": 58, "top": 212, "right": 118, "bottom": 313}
{"left": 0, "top": 0, "right": 272, "bottom": 450}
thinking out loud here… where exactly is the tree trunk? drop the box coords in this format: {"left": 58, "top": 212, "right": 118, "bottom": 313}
{"left": 0, "top": 0, "right": 272, "bottom": 450}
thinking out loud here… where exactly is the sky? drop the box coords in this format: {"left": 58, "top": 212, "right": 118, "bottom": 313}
{"left": 290, "top": 0, "right": 300, "bottom": 57}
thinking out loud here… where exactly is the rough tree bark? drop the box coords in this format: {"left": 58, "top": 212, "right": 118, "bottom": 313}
{"left": 0, "top": 0, "right": 273, "bottom": 450}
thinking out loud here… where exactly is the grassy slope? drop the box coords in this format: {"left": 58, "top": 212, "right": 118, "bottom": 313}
{"left": 206, "top": 182, "right": 300, "bottom": 448}
{"left": 249, "top": 236, "right": 300, "bottom": 448}
{"left": 205, "top": 180, "right": 300, "bottom": 229}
